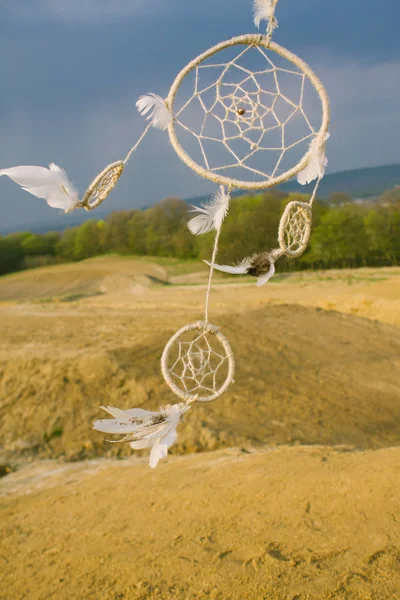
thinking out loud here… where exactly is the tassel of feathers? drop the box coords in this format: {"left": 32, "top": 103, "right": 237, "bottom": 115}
{"left": 93, "top": 404, "right": 190, "bottom": 469}
{"left": 205, "top": 250, "right": 283, "bottom": 287}
{"left": 188, "top": 186, "right": 230, "bottom": 236}
{"left": 297, "top": 133, "right": 330, "bottom": 185}
{"left": 136, "top": 93, "right": 172, "bottom": 131}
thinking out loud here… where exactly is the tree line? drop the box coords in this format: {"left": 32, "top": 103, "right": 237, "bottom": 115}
{"left": 0, "top": 188, "right": 400, "bottom": 277}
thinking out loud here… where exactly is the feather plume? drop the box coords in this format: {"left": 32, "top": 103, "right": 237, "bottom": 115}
{"left": 205, "top": 252, "right": 277, "bottom": 286}
{"left": 204, "top": 257, "right": 251, "bottom": 275}
{"left": 136, "top": 93, "right": 172, "bottom": 130}
{"left": 0, "top": 164, "right": 80, "bottom": 213}
{"left": 256, "top": 261, "right": 275, "bottom": 286}
{"left": 93, "top": 404, "right": 189, "bottom": 469}
{"left": 188, "top": 186, "right": 230, "bottom": 236}
{"left": 253, "top": 0, "right": 277, "bottom": 29}
{"left": 297, "top": 133, "right": 330, "bottom": 185}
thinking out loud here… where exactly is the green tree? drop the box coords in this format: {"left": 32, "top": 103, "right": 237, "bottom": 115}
{"left": 21, "top": 234, "right": 53, "bottom": 256}
{"left": 103, "top": 211, "right": 136, "bottom": 254}
{"left": 127, "top": 211, "right": 147, "bottom": 255}
{"left": 328, "top": 192, "right": 352, "bottom": 207}
{"left": 144, "top": 198, "right": 190, "bottom": 257}
{"left": 57, "top": 228, "right": 78, "bottom": 261}
{"left": 378, "top": 187, "right": 400, "bottom": 206}
{"left": 0, "top": 235, "right": 26, "bottom": 275}
{"left": 73, "top": 220, "right": 102, "bottom": 260}
{"left": 305, "top": 205, "right": 369, "bottom": 268}
{"left": 365, "top": 207, "right": 400, "bottom": 265}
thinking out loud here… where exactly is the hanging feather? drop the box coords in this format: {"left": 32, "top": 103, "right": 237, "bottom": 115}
{"left": 93, "top": 403, "right": 189, "bottom": 469}
{"left": 205, "top": 251, "right": 281, "bottom": 286}
{"left": 253, "top": 0, "right": 278, "bottom": 30}
{"left": 188, "top": 186, "right": 230, "bottom": 236}
{"left": 297, "top": 133, "right": 330, "bottom": 186}
{"left": 136, "top": 93, "right": 172, "bottom": 131}
{"left": 0, "top": 163, "right": 81, "bottom": 213}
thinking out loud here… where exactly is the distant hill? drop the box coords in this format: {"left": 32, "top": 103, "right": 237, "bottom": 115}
{"left": 2, "top": 163, "right": 400, "bottom": 235}
{"left": 7, "top": 207, "right": 112, "bottom": 235}
{"left": 190, "top": 164, "right": 400, "bottom": 206}
{"left": 279, "top": 163, "right": 400, "bottom": 200}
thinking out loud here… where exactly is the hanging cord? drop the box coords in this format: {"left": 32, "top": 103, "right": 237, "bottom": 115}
{"left": 123, "top": 122, "right": 153, "bottom": 165}
{"left": 203, "top": 186, "right": 232, "bottom": 323}
{"left": 204, "top": 226, "right": 222, "bottom": 324}
{"left": 308, "top": 175, "right": 322, "bottom": 207}
{"left": 266, "top": 0, "right": 280, "bottom": 45}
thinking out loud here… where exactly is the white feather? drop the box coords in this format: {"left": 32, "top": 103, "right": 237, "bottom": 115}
{"left": 93, "top": 419, "right": 141, "bottom": 435}
{"left": 188, "top": 186, "right": 230, "bottom": 236}
{"left": 297, "top": 133, "right": 330, "bottom": 185}
{"left": 99, "top": 405, "right": 154, "bottom": 421}
{"left": 93, "top": 403, "right": 189, "bottom": 469}
{"left": 0, "top": 164, "right": 80, "bottom": 213}
{"left": 253, "top": 0, "right": 276, "bottom": 29}
{"left": 149, "top": 429, "right": 178, "bottom": 469}
{"left": 256, "top": 261, "right": 275, "bottom": 286}
{"left": 203, "top": 259, "right": 250, "bottom": 275}
{"left": 130, "top": 439, "right": 154, "bottom": 450}
{"left": 136, "top": 93, "right": 172, "bottom": 130}
{"left": 206, "top": 254, "right": 276, "bottom": 286}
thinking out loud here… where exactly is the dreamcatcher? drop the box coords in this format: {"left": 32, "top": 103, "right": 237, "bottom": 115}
{"left": 1, "top": 0, "right": 331, "bottom": 468}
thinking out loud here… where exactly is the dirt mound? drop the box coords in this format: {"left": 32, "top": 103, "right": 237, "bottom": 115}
{"left": 1, "top": 302, "right": 399, "bottom": 462}
{"left": 1, "top": 261, "right": 400, "bottom": 600}
{"left": 0, "top": 256, "right": 169, "bottom": 302}
{"left": 1, "top": 446, "right": 400, "bottom": 600}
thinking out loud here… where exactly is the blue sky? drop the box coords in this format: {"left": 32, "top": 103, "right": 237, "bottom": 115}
{"left": 0, "top": 0, "right": 399, "bottom": 231}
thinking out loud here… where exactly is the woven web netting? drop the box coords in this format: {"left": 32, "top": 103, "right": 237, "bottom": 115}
{"left": 172, "top": 44, "right": 321, "bottom": 184}
{"left": 162, "top": 323, "right": 234, "bottom": 402}
{"left": 83, "top": 161, "right": 124, "bottom": 210}
{"left": 279, "top": 202, "right": 312, "bottom": 257}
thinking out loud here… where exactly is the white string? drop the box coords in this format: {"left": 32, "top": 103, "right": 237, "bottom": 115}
{"left": 204, "top": 225, "right": 222, "bottom": 324}
{"left": 124, "top": 122, "right": 153, "bottom": 164}
{"left": 308, "top": 175, "right": 322, "bottom": 206}
{"left": 265, "top": 0, "right": 280, "bottom": 44}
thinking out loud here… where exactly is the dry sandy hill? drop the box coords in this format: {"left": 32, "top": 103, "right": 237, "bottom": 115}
{"left": 1, "top": 446, "right": 400, "bottom": 600}
{"left": 0, "top": 258, "right": 400, "bottom": 599}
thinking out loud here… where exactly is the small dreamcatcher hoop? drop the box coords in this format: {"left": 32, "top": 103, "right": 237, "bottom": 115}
{"left": 167, "top": 34, "right": 330, "bottom": 190}
{"left": 82, "top": 161, "right": 124, "bottom": 211}
{"left": 161, "top": 321, "right": 235, "bottom": 403}
{"left": 278, "top": 201, "right": 312, "bottom": 257}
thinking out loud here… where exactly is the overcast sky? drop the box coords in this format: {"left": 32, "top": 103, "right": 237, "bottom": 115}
{"left": 0, "top": 0, "right": 399, "bottom": 231}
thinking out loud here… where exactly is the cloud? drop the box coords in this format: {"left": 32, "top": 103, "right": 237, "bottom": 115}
{"left": 7, "top": 0, "right": 151, "bottom": 24}
{"left": 315, "top": 60, "right": 400, "bottom": 171}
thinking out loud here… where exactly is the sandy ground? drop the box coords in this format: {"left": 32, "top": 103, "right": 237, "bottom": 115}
{"left": 1, "top": 446, "right": 400, "bottom": 600}
{"left": 0, "top": 258, "right": 400, "bottom": 599}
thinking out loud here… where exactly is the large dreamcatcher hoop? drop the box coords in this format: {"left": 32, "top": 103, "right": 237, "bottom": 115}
{"left": 167, "top": 35, "right": 330, "bottom": 190}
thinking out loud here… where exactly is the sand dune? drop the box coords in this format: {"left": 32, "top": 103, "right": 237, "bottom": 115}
{"left": 1, "top": 446, "right": 400, "bottom": 600}
{"left": 0, "top": 301, "right": 399, "bottom": 462}
{"left": 0, "top": 257, "right": 400, "bottom": 599}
